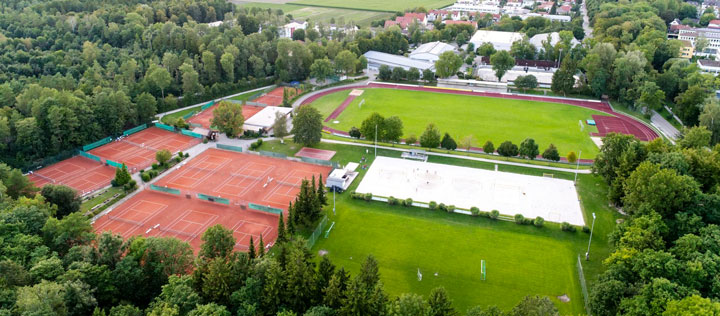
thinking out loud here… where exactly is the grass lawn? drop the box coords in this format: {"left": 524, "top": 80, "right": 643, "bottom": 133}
{"left": 81, "top": 187, "right": 124, "bottom": 215}
{"left": 237, "top": 2, "right": 392, "bottom": 26}
{"left": 256, "top": 140, "right": 619, "bottom": 314}
{"left": 312, "top": 88, "right": 605, "bottom": 158}
{"left": 291, "top": 0, "right": 455, "bottom": 12}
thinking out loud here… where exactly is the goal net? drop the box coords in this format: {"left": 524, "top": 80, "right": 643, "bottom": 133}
{"left": 543, "top": 173, "right": 554, "bottom": 178}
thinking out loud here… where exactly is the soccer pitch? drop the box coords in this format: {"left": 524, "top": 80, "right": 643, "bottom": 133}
{"left": 291, "top": 0, "right": 455, "bottom": 12}
{"left": 313, "top": 88, "right": 605, "bottom": 158}
{"left": 314, "top": 197, "right": 585, "bottom": 314}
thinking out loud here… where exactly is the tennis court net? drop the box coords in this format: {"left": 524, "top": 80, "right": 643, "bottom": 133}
{"left": 31, "top": 172, "right": 56, "bottom": 183}
{"left": 107, "top": 215, "right": 144, "bottom": 226}
{"left": 122, "top": 139, "right": 159, "bottom": 152}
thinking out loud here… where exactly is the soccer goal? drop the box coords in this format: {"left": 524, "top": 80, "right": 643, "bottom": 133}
{"left": 543, "top": 173, "right": 554, "bottom": 178}
{"left": 358, "top": 99, "right": 365, "bottom": 109}
{"left": 578, "top": 120, "right": 585, "bottom": 131}
{"left": 417, "top": 268, "right": 423, "bottom": 281}
{"left": 480, "top": 260, "right": 486, "bottom": 281}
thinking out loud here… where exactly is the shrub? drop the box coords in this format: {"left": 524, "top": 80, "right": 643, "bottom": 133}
{"left": 177, "top": 151, "right": 184, "bottom": 158}
{"left": 185, "top": 153, "right": 190, "bottom": 158}
{"left": 403, "top": 198, "right": 413, "bottom": 207}
{"left": 438, "top": 203, "right": 447, "bottom": 211}
{"left": 388, "top": 196, "right": 398, "bottom": 205}
{"left": 470, "top": 207, "right": 480, "bottom": 216}
{"left": 257, "top": 139, "right": 263, "bottom": 146}
{"left": 203, "top": 139, "right": 209, "bottom": 144}
{"left": 489, "top": 210, "right": 500, "bottom": 219}
{"left": 582, "top": 225, "right": 591, "bottom": 233}
{"left": 446, "top": 205, "right": 455, "bottom": 213}
{"left": 151, "top": 163, "right": 159, "bottom": 170}
{"left": 534, "top": 216, "right": 544, "bottom": 227}
{"left": 364, "top": 193, "right": 372, "bottom": 201}
{"left": 429, "top": 201, "right": 437, "bottom": 210}
{"left": 175, "top": 157, "right": 182, "bottom": 163}
{"left": 405, "top": 134, "right": 418, "bottom": 145}
{"left": 561, "top": 222, "right": 577, "bottom": 232}
{"left": 141, "top": 173, "right": 151, "bottom": 182}
{"left": 514, "top": 214, "right": 525, "bottom": 224}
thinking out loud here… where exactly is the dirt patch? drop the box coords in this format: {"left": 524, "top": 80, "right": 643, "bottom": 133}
{"left": 557, "top": 294, "right": 570, "bottom": 303}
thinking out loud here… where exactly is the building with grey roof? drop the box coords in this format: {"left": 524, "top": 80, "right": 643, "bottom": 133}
{"left": 363, "top": 51, "right": 436, "bottom": 72}
{"left": 409, "top": 41, "right": 456, "bottom": 63}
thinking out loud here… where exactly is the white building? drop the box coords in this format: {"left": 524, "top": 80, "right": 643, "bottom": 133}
{"left": 528, "top": 32, "right": 580, "bottom": 48}
{"left": 409, "top": 42, "right": 456, "bottom": 63}
{"left": 363, "top": 51, "right": 436, "bottom": 72}
{"left": 282, "top": 20, "right": 307, "bottom": 38}
{"left": 519, "top": 13, "right": 572, "bottom": 22}
{"left": 469, "top": 30, "right": 524, "bottom": 51}
{"left": 448, "top": 0, "right": 501, "bottom": 13}
{"left": 678, "top": 27, "right": 720, "bottom": 50}
{"left": 207, "top": 21, "right": 224, "bottom": 28}
{"left": 698, "top": 59, "right": 720, "bottom": 74}
{"left": 243, "top": 107, "right": 292, "bottom": 132}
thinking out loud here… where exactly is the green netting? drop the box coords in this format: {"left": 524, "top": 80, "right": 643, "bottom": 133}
{"left": 82, "top": 137, "right": 112, "bottom": 151}
{"left": 106, "top": 160, "right": 123, "bottom": 168}
{"left": 150, "top": 184, "right": 181, "bottom": 195}
{"left": 197, "top": 193, "right": 230, "bottom": 205}
{"left": 79, "top": 151, "right": 102, "bottom": 162}
{"left": 182, "top": 111, "right": 197, "bottom": 120}
{"left": 201, "top": 101, "right": 215, "bottom": 111}
{"left": 245, "top": 101, "right": 269, "bottom": 107}
{"left": 181, "top": 129, "right": 203, "bottom": 138}
{"left": 189, "top": 123, "right": 203, "bottom": 128}
{"left": 247, "top": 91, "right": 265, "bottom": 101}
{"left": 299, "top": 156, "right": 339, "bottom": 168}
{"left": 216, "top": 144, "right": 243, "bottom": 152}
{"left": 306, "top": 216, "right": 328, "bottom": 249}
{"left": 259, "top": 151, "right": 286, "bottom": 159}
{"left": 248, "top": 203, "right": 282, "bottom": 214}
{"left": 155, "top": 122, "right": 175, "bottom": 132}
{"left": 123, "top": 124, "right": 147, "bottom": 136}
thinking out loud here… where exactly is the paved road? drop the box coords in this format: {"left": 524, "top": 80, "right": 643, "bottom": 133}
{"left": 581, "top": 0, "right": 593, "bottom": 38}
{"left": 651, "top": 111, "right": 681, "bottom": 141}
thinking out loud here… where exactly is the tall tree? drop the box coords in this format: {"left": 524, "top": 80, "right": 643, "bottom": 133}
{"left": 435, "top": 51, "right": 463, "bottom": 78}
{"left": 490, "top": 51, "right": 514, "bottom": 82}
{"left": 211, "top": 101, "right": 245, "bottom": 137}
{"left": 291, "top": 106, "right": 323, "bottom": 146}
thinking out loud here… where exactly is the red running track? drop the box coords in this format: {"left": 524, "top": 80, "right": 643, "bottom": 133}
{"left": 304, "top": 83, "right": 658, "bottom": 142}
{"left": 324, "top": 95, "right": 357, "bottom": 122}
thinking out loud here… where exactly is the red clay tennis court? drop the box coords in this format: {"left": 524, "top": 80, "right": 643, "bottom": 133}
{"left": 295, "top": 147, "right": 336, "bottom": 161}
{"left": 89, "top": 127, "right": 200, "bottom": 172}
{"left": 27, "top": 156, "right": 116, "bottom": 196}
{"left": 187, "top": 104, "right": 264, "bottom": 129}
{"left": 254, "top": 87, "right": 302, "bottom": 106}
{"left": 93, "top": 189, "right": 278, "bottom": 252}
{"left": 154, "top": 148, "right": 332, "bottom": 210}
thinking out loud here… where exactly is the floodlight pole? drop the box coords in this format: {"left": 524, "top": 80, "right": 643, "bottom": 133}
{"left": 375, "top": 124, "right": 378, "bottom": 157}
{"left": 332, "top": 187, "right": 336, "bottom": 215}
{"left": 585, "top": 212, "right": 596, "bottom": 261}
{"left": 574, "top": 150, "right": 582, "bottom": 185}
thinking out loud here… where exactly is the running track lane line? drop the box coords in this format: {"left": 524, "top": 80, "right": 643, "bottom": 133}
{"left": 320, "top": 138, "right": 593, "bottom": 174}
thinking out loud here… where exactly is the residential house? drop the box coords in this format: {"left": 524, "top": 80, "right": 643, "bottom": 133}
{"left": 282, "top": 20, "right": 307, "bottom": 38}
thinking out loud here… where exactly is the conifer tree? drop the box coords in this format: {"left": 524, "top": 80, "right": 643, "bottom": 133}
{"left": 277, "top": 213, "right": 287, "bottom": 243}
{"left": 248, "top": 235, "right": 256, "bottom": 260}
{"left": 258, "top": 235, "right": 265, "bottom": 257}
{"left": 317, "top": 174, "right": 327, "bottom": 206}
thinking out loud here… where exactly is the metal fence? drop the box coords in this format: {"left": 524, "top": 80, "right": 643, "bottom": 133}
{"left": 577, "top": 255, "right": 591, "bottom": 315}
{"left": 248, "top": 203, "right": 283, "bottom": 214}
{"left": 154, "top": 122, "right": 176, "bottom": 132}
{"left": 306, "top": 216, "right": 328, "bottom": 249}
{"left": 201, "top": 101, "right": 215, "bottom": 111}
{"left": 300, "top": 156, "right": 339, "bottom": 168}
{"left": 149, "top": 184, "right": 181, "bottom": 195}
{"left": 79, "top": 151, "right": 102, "bottom": 163}
{"left": 216, "top": 144, "right": 243, "bottom": 153}
{"left": 123, "top": 124, "right": 147, "bottom": 136}
{"left": 106, "top": 159, "right": 123, "bottom": 168}
{"left": 82, "top": 137, "right": 112, "bottom": 152}
{"left": 181, "top": 129, "right": 203, "bottom": 139}
{"left": 259, "top": 150, "right": 287, "bottom": 159}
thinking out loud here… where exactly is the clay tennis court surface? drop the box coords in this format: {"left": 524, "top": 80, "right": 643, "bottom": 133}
{"left": 254, "top": 87, "right": 301, "bottom": 106}
{"left": 187, "top": 104, "right": 264, "bottom": 129}
{"left": 155, "top": 148, "right": 332, "bottom": 210}
{"left": 28, "top": 156, "right": 116, "bottom": 196}
{"left": 93, "top": 190, "right": 277, "bottom": 252}
{"left": 90, "top": 127, "right": 200, "bottom": 172}
{"left": 295, "top": 147, "right": 336, "bottom": 161}
{"left": 94, "top": 148, "right": 331, "bottom": 252}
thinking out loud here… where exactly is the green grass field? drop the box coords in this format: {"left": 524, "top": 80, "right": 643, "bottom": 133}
{"left": 256, "top": 140, "right": 619, "bottom": 314}
{"left": 237, "top": 3, "right": 392, "bottom": 26}
{"left": 291, "top": 0, "right": 455, "bottom": 12}
{"left": 312, "top": 88, "right": 605, "bottom": 158}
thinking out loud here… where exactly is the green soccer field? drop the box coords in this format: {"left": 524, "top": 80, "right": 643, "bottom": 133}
{"left": 312, "top": 88, "right": 605, "bottom": 158}
{"left": 291, "top": 0, "right": 455, "bottom": 12}
{"left": 236, "top": 3, "right": 393, "bottom": 26}
{"left": 257, "top": 140, "right": 619, "bottom": 315}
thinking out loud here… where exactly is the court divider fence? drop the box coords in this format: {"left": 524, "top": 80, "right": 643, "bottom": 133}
{"left": 299, "top": 156, "right": 340, "bottom": 168}
{"left": 216, "top": 144, "right": 243, "bottom": 153}
{"left": 201, "top": 101, "right": 215, "bottom": 111}
{"left": 182, "top": 111, "right": 197, "bottom": 120}
{"left": 248, "top": 203, "right": 283, "bottom": 215}
{"left": 181, "top": 129, "right": 204, "bottom": 139}
{"left": 306, "top": 216, "right": 328, "bottom": 249}
{"left": 123, "top": 124, "right": 147, "bottom": 136}
{"left": 79, "top": 151, "right": 102, "bottom": 163}
{"left": 82, "top": 137, "right": 112, "bottom": 152}
{"left": 259, "top": 150, "right": 287, "bottom": 159}
{"left": 197, "top": 193, "right": 230, "bottom": 205}
{"left": 154, "top": 122, "right": 176, "bottom": 132}
{"left": 106, "top": 160, "right": 123, "bottom": 168}
{"left": 149, "top": 184, "right": 181, "bottom": 195}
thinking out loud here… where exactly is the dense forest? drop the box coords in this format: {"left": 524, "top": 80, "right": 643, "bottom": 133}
{"left": 0, "top": 0, "right": 410, "bottom": 170}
